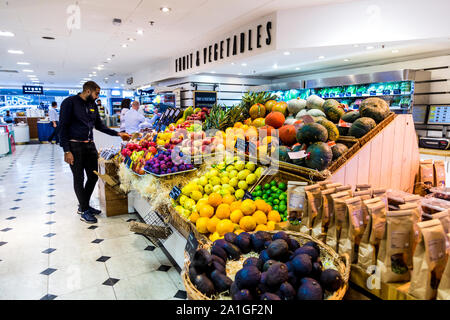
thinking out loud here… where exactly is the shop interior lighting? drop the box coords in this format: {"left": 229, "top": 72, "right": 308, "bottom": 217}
{"left": 392, "top": 49, "right": 399, "bottom": 53}
{"left": 211, "top": 71, "right": 216, "bottom": 73}
{"left": 0, "top": 31, "right": 14, "bottom": 37}
{"left": 8, "top": 49, "right": 24, "bottom": 54}
{"left": 366, "top": 46, "right": 374, "bottom": 50}
{"left": 160, "top": 7, "right": 171, "bottom": 13}
{"left": 115, "top": 80, "right": 119, "bottom": 83}
{"left": 283, "top": 51, "right": 290, "bottom": 55}
{"left": 295, "top": 67, "right": 300, "bottom": 70}
{"left": 127, "top": 38, "right": 136, "bottom": 42}
{"left": 17, "top": 62, "right": 30, "bottom": 65}
{"left": 27, "top": 75, "right": 37, "bottom": 78}
{"left": 22, "top": 69, "right": 34, "bottom": 73}
{"left": 344, "top": 59, "right": 351, "bottom": 62}
{"left": 273, "top": 64, "right": 278, "bottom": 69}
{"left": 318, "top": 56, "right": 325, "bottom": 59}
{"left": 238, "top": 73, "right": 243, "bottom": 75}
{"left": 107, "top": 58, "right": 112, "bottom": 61}
{"left": 353, "top": 44, "right": 359, "bottom": 48}
{"left": 121, "top": 44, "right": 128, "bottom": 48}
{"left": 137, "top": 29, "right": 144, "bottom": 35}
{"left": 241, "top": 63, "right": 247, "bottom": 67}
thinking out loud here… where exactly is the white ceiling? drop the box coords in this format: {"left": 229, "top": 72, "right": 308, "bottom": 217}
{"left": 0, "top": 0, "right": 357, "bottom": 88}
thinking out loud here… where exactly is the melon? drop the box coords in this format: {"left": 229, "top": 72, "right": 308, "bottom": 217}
{"left": 338, "top": 126, "right": 349, "bottom": 136}
{"left": 275, "top": 145, "right": 291, "bottom": 162}
{"left": 331, "top": 143, "right": 349, "bottom": 161}
{"left": 287, "top": 98, "right": 307, "bottom": 115}
{"left": 265, "top": 111, "right": 285, "bottom": 129}
{"left": 305, "top": 142, "right": 333, "bottom": 171}
{"left": 341, "top": 111, "right": 360, "bottom": 123}
{"left": 265, "top": 100, "right": 277, "bottom": 113}
{"left": 290, "top": 144, "right": 307, "bottom": 166}
{"left": 307, "top": 109, "right": 326, "bottom": 118}
{"left": 296, "top": 123, "right": 328, "bottom": 144}
{"left": 316, "top": 118, "right": 339, "bottom": 141}
{"left": 306, "top": 95, "right": 325, "bottom": 111}
{"left": 359, "top": 98, "right": 390, "bottom": 123}
{"left": 279, "top": 125, "right": 297, "bottom": 146}
{"left": 273, "top": 101, "right": 288, "bottom": 116}
{"left": 348, "top": 117, "right": 376, "bottom": 138}
{"left": 249, "top": 103, "right": 266, "bottom": 120}
{"left": 323, "top": 99, "right": 345, "bottom": 123}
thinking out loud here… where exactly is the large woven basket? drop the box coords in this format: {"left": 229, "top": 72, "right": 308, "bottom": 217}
{"left": 167, "top": 205, "right": 210, "bottom": 243}
{"left": 249, "top": 168, "right": 312, "bottom": 193}
{"left": 182, "top": 230, "right": 350, "bottom": 300}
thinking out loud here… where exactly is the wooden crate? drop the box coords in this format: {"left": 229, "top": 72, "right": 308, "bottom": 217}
{"left": 98, "top": 178, "right": 128, "bottom": 217}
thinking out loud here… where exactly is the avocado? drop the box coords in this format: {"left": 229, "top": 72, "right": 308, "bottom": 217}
{"left": 211, "top": 245, "right": 228, "bottom": 262}
{"left": 235, "top": 266, "right": 261, "bottom": 289}
{"left": 224, "top": 232, "right": 238, "bottom": 244}
{"left": 188, "top": 265, "right": 199, "bottom": 284}
{"left": 256, "top": 231, "right": 273, "bottom": 242}
{"left": 267, "top": 239, "right": 289, "bottom": 260}
{"left": 288, "top": 238, "right": 300, "bottom": 251}
{"left": 236, "top": 233, "right": 252, "bottom": 254}
{"left": 280, "top": 250, "right": 292, "bottom": 263}
{"left": 320, "top": 269, "right": 343, "bottom": 292}
{"left": 193, "top": 274, "right": 216, "bottom": 297}
{"left": 260, "top": 293, "right": 281, "bottom": 300}
{"left": 260, "top": 271, "right": 268, "bottom": 285}
{"left": 192, "top": 249, "right": 212, "bottom": 273}
{"left": 304, "top": 241, "right": 320, "bottom": 252}
{"left": 311, "top": 262, "right": 323, "bottom": 280}
{"left": 297, "top": 278, "right": 323, "bottom": 300}
{"left": 210, "top": 270, "right": 233, "bottom": 293}
{"left": 256, "top": 281, "right": 270, "bottom": 296}
{"left": 278, "top": 282, "right": 296, "bottom": 300}
{"left": 287, "top": 272, "right": 298, "bottom": 288}
{"left": 230, "top": 281, "right": 239, "bottom": 297}
{"left": 263, "top": 259, "right": 277, "bottom": 272}
{"left": 251, "top": 233, "right": 266, "bottom": 252}
{"left": 209, "top": 261, "right": 226, "bottom": 275}
{"left": 223, "top": 242, "right": 241, "bottom": 260}
{"left": 259, "top": 249, "right": 271, "bottom": 263}
{"left": 272, "top": 231, "right": 289, "bottom": 242}
{"left": 232, "top": 289, "right": 253, "bottom": 300}
{"left": 213, "top": 239, "right": 228, "bottom": 249}
{"left": 243, "top": 257, "right": 263, "bottom": 271}
{"left": 264, "top": 240, "right": 272, "bottom": 249}
{"left": 293, "top": 246, "right": 319, "bottom": 262}
{"left": 291, "top": 254, "right": 312, "bottom": 277}
{"left": 285, "top": 261, "right": 294, "bottom": 273}
{"left": 211, "top": 254, "right": 226, "bottom": 267}
{"left": 266, "top": 263, "right": 289, "bottom": 287}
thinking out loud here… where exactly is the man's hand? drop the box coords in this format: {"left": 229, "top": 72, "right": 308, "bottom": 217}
{"left": 53, "top": 122, "right": 57, "bottom": 128}
{"left": 118, "top": 132, "right": 131, "bottom": 141}
{"left": 64, "top": 152, "right": 74, "bottom": 165}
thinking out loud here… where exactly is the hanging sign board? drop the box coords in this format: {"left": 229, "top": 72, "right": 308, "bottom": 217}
{"left": 22, "top": 85, "right": 43, "bottom": 95}
{"left": 193, "top": 91, "right": 217, "bottom": 108}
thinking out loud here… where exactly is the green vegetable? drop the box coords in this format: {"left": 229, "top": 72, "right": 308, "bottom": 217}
{"left": 270, "top": 181, "right": 277, "bottom": 187}
{"left": 264, "top": 184, "right": 270, "bottom": 190}
{"left": 278, "top": 182, "right": 287, "bottom": 191}
{"left": 273, "top": 199, "right": 280, "bottom": 205}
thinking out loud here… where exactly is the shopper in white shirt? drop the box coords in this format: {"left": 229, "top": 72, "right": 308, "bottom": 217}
{"left": 119, "top": 98, "right": 131, "bottom": 132}
{"left": 123, "top": 101, "right": 146, "bottom": 134}
{"left": 48, "top": 101, "right": 60, "bottom": 144}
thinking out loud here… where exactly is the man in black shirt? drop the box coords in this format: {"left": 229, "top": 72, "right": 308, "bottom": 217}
{"left": 59, "top": 81, "right": 130, "bottom": 223}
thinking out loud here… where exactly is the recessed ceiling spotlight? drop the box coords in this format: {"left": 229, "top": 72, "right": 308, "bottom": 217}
{"left": 27, "top": 75, "right": 37, "bottom": 78}
{"left": 8, "top": 49, "right": 24, "bottom": 54}
{"left": 283, "top": 51, "right": 290, "bottom": 55}
{"left": 241, "top": 63, "right": 247, "bottom": 67}
{"left": 353, "top": 44, "right": 359, "bottom": 48}
{"left": 392, "top": 49, "right": 399, "bottom": 53}
{"left": 318, "top": 56, "right": 325, "bottom": 59}
{"left": 0, "top": 31, "right": 14, "bottom": 37}
{"left": 344, "top": 59, "right": 351, "bottom": 62}
{"left": 107, "top": 58, "right": 112, "bottom": 61}
{"left": 98, "top": 65, "right": 104, "bottom": 68}
{"left": 211, "top": 71, "right": 216, "bottom": 74}
{"left": 127, "top": 37, "right": 135, "bottom": 42}
{"left": 238, "top": 73, "right": 243, "bottom": 75}
{"left": 121, "top": 44, "right": 128, "bottom": 48}
{"left": 115, "top": 80, "right": 119, "bottom": 83}
{"left": 273, "top": 64, "right": 278, "bottom": 69}
{"left": 22, "top": 69, "right": 34, "bottom": 73}
{"left": 295, "top": 67, "right": 300, "bottom": 70}
{"left": 137, "top": 29, "right": 144, "bottom": 35}
{"left": 104, "top": 77, "right": 109, "bottom": 80}
{"left": 42, "top": 36, "right": 55, "bottom": 40}
{"left": 231, "top": 62, "right": 235, "bottom": 65}
{"left": 17, "top": 62, "right": 30, "bottom": 65}
{"left": 160, "top": 7, "right": 171, "bottom": 13}
{"left": 366, "top": 46, "right": 374, "bottom": 50}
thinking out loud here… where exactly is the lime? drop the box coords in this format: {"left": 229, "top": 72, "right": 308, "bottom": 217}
{"left": 273, "top": 199, "right": 280, "bottom": 205}
{"left": 279, "top": 194, "right": 286, "bottom": 201}
{"left": 255, "top": 197, "right": 262, "bottom": 201}
{"left": 252, "top": 192, "right": 257, "bottom": 197}
{"left": 279, "top": 200, "right": 286, "bottom": 207}
{"left": 273, "top": 205, "right": 279, "bottom": 212}
{"left": 276, "top": 190, "right": 282, "bottom": 196}
{"left": 262, "top": 194, "right": 268, "bottom": 200}
{"left": 255, "top": 185, "right": 262, "bottom": 192}
{"left": 264, "top": 183, "right": 271, "bottom": 190}
{"left": 278, "top": 182, "right": 287, "bottom": 191}
{"left": 270, "top": 180, "right": 277, "bottom": 187}
{"left": 256, "top": 191, "right": 263, "bottom": 197}
{"left": 279, "top": 204, "right": 287, "bottom": 212}
{"left": 268, "top": 197, "right": 274, "bottom": 203}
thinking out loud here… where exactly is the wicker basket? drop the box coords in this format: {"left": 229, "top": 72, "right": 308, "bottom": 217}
{"left": 249, "top": 168, "right": 312, "bottom": 193}
{"left": 167, "top": 205, "right": 210, "bottom": 243}
{"left": 182, "top": 230, "right": 350, "bottom": 300}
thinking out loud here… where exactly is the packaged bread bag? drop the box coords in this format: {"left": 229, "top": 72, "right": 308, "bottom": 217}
{"left": 299, "top": 184, "right": 321, "bottom": 235}
{"left": 372, "top": 188, "right": 388, "bottom": 209}
{"left": 312, "top": 183, "right": 342, "bottom": 239}
{"left": 340, "top": 196, "right": 364, "bottom": 263}
{"left": 437, "top": 233, "right": 450, "bottom": 300}
{"left": 377, "top": 210, "right": 415, "bottom": 283}
{"left": 287, "top": 181, "right": 308, "bottom": 225}
{"left": 434, "top": 160, "right": 446, "bottom": 188}
{"left": 354, "top": 189, "right": 373, "bottom": 226}
{"left": 356, "top": 184, "right": 372, "bottom": 192}
{"left": 409, "top": 220, "right": 448, "bottom": 300}
{"left": 415, "top": 160, "right": 434, "bottom": 195}
{"left": 398, "top": 202, "right": 422, "bottom": 254}
{"left": 326, "top": 190, "right": 352, "bottom": 251}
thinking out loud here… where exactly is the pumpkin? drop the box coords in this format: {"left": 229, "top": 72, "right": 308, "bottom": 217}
{"left": 258, "top": 125, "right": 276, "bottom": 136}
{"left": 272, "top": 101, "right": 288, "bottom": 116}
{"left": 290, "top": 144, "right": 307, "bottom": 166}
{"left": 249, "top": 103, "right": 266, "bottom": 120}
{"left": 348, "top": 117, "right": 376, "bottom": 138}
{"left": 305, "top": 142, "right": 333, "bottom": 171}
{"left": 295, "top": 109, "right": 308, "bottom": 119}
{"left": 307, "top": 109, "right": 326, "bottom": 117}
{"left": 244, "top": 118, "right": 252, "bottom": 126}
{"left": 252, "top": 117, "right": 265, "bottom": 128}
{"left": 331, "top": 143, "right": 349, "bottom": 161}
{"left": 284, "top": 117, "right": 296, "bottom": 125}
{"left": 287, "top": 98, "right": 307, "bottom": 115}
{"left": 296, "top": 123, "right": 328, "bottom": 144}
{"left": 316, "top": 118, "right": 340, "bottom": 141}
{"left": 275, "top": 145, "right": 291, "bottom": 162}
{"left": 265, "top": 111, "right": 285, "bottom": 129}
{"left": 341, "top": 111, "right": 360, "bottom": 123}
{"left": 265, "top": 100, "right": 277, "bottom": 113}
{"left": 279, "top": 125, "right": 297, "bottom": 146}
{"left": 338, "top": 126, "right": 349, "bottom": 136}
{"left": 323, "top": 99, "right": 345, "bottom": 123}
{"left": 306, "top": 95, "right": 325, "bottom": 111}
{"left": 359, "top": 98, "right": 390, "bottom": 123}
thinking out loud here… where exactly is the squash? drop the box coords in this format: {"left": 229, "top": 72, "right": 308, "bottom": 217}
{"left": 252, "top": 117, "right": 265, "bottom": 128}
{"left": 265, "top": 100, "right": 277, "bottom": 113}
{"left": 296, "top": 123, "right": 328, "bottom": 144}
{"left": 323, "top": 99, "right": 345, "bottom": 123}
{"left": 258, "top": 125, "right": 276, "bottom": 136}
{"left": 331, "top": 143, "right": 349, "bottom": 161}
{"left": 305, "top": 142, "right": 333, "bottom": 171}
{"left": 295, "top": 109, "right": 308, "bottom": 119}
{"left": 249, "top": 103, "right": 266, "bottom": 120}
{"left": 348, "top": 117, "right": 376, "bottom": 138}
{"left": 338, "top": 126, "right": 349, "bottom": 136}
{"left": 284, "top": 117, "right": 296, "bottom": 125}
{"left": 275, "top": 145, "right": 291, "bottom": 162}
{"left": 290, "top": 144, "right": 307, "bottom": 166}
{"left": 316, "top": 118, "right": 339, "bottom": 141}
{"left": 265, "top": 111, "right": 285, "bottom": 129}
{"left": 341, "top": 111, "right": 360, "bottom": 123}
{"left": 287, "top": 98, "right": 306, "bottom": 115}
{"left": 279, "top": 125, "right": 297, "bottom": 146}
{"left": 307, "top": 109, "right": 326, "bottom": 118}
{"left": 273, "top": 101, "right": 288, "bottom": 116}
{"left": 359, "top": 98, "right": 390, "bottom": 123}
{"left": 306, "top": 95, "right": 325, "bottom": 111}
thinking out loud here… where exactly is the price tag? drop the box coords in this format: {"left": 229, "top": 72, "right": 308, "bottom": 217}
{"left": 300, "top": 115, "right": 315, "bottom": 124}
{"left": 345, "top": 92, "right": 352, "bottom": 97}
{"left": 185, "top": 232, "right": 199, "bottom": 260}
{"left": 339, "top": 93, "right": 345, "bottom": 97}
{"left": 248, "top": 141, "right": 257, "bottom": 156}
{"left": 327, "top": 141, "right": 337, "bottom": 147}
{"left": 243, "top": 191, "right": 254, "bottom": 200}
{"left": 235, "top": 138, "right": 246, "bottom": 153}
{"left": 288, "top": 150, "right": 308, "bottom": 160}
{"left": 324, "top": 93, "right": 329, "bottom": 98}
{"left": 329, "top": 93, "right": 335, "bottom": 98}
{"left": 393, "top": 89, "right": 401, "bottom": 95}
{"left": 383, "top": 90, "right": 391, "bottom": 95}
{"left": 169, "top": 186, "right": 182, "bottom": 200}
{"left": 370, "top": 91, "right": 377, "bottom": 96}
{"left": 356, "top": 92, "right": 363, "bottom": 97}
{"left": 338, "top": 119, "right": 352, "bottom": 128}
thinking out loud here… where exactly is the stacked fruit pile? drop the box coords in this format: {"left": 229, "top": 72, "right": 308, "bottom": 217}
{"left": 251, "top": 181, "right": 288, "bottom": 222}
{"left": 144, "top": 150, "right": 194, "bottom": 176}
{"left": 120, "top": 135, "right": 159, "bottom": 175}
{"left": 188, "top": 231, "right": 344, "bottom": 300}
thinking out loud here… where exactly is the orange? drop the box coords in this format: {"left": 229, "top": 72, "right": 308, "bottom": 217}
{"left": 230, "top": 200, "right": 242, "bottom": 212}
{"left": 199, "top": 204, "right": 214, "bottom": 218}
{"left": 239, "top": 216, "right": 257, "bottom": 232}
{"left": 196, "top": 217, "right": 210, "bottom": 234}
{"left": 267, "top": 221, "right": 276, "bottom": 231}
{"left": 234, "top": 122, "right": 243, "bottom": 128}
{"left": 252, "top": 210, "right": 268, "bottom": 225}
{"left": 216, "top": 204, "right": 231, "bottom": 219}
{"left": 222, "top": 194, "right": 235, "bottom": 205}
{"left": 255, "top": 224, "right": 268, "bottom": 231}
{"left": 207, "top": 216, "right": 221, "bottom": 233}
{"left": 268, "top": 210, "right": 281, "bottom": 223}
{"left": 208, "top": 192, "right": 223, "bottom": 207}
{"left": 235, "top": 229, "right": 244, "bottom": 235}
{"left": 230, "top": 209, "right": 244, "bottom": 224}
{"left": 216, "top": 219, "right": 234, "bottom": 235}
{"left": 255, "top": 199, "right": 270, "bottom": 214}
{"left": 209, "top": 232, "right": 221, "bottom": 242}
{"left": 197, "top": 199, "right": 209, "bottom": 207}
{"left": 241, "top": 199, "right": 256, "bottom": 216}
{"left": 189, "top": 211, "right": 200, "bottom": 223}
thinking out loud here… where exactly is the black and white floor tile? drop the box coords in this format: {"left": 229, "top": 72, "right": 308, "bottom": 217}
{"left": 0, "top": 144, "right": 186, "bottom": 300}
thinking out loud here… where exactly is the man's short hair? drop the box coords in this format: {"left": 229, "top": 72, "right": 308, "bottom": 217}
{"left": 83, "top": 81, "right": 100, "bottom": 92}
{"left": 51, "top": 101, "right": 57, "bottom": 107}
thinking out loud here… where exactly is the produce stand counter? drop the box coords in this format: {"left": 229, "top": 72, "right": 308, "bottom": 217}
{"left": 14, "top": 117, "right": 42, "bottom": 139}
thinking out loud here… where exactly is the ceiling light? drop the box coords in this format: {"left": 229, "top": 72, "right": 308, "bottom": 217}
{"left": 366, "top": 46, "right": 374, "bottom": 50}
{"left": 353, "top": 44, "right": 359, "bottom": 48}
{"left": 22, "top": 69, "right": 34, "bottom": 73}
{"left": 273, "top": 64, "right": 278, "bottom": 69}
{"left": 137, "top": 29, "right": 144, "bottom": 35}
{"left": 104, "top": 77, "right": 108, "bottom": 80}
{"left": 283, "top": 51, "right": 290, "bottom": 56}
{"left": 127, "top": 38, "right": 135, "bottom": 42}
{"left": 98, "top": 65, "right": 104, "bottom": 68}
{"left": 27, "top": 75, "right": 37, "bottom": 78}
{"left": 0, "top": 31, "right": 14, "bottom": 37}
{"left": 8, "top": 50, "right": 24, "bottom": 54}
{"left": 121, "top": 44, "right": 128, "bottom": 48}
{"left": 160, "top": 7, "right": 171, "bottom": 13}
{"left": 107, "top": 58, "right": 111, "bottom": 61}
{"left": 344, "top": 59, "right": 351, "bottom": 62}
{"left": 115, "top": 80, "right": 119, "bottom": 83}
{"left": 318, "top": 56, "right": 325, "bottom": 59}
{"left": 241, "top": 63, "right": 247, "bottom": 67}
{"left": 231, "top": 62, "right": 235, "bottom": 65}
{"left": 211, "top": 71, "right": 216, "bottom": 74}
{"left": 238, "top": 73, "right": 243, "bottom": 75}
{"left": 17, "top": 62, "right": 30, "bottom": 65}
{"left": 295, "top": 67, "right": 300, "bottom": 70}
{"left": 121, "top": 84, "right": 124, "bottom": 87}
{"left": 392, "top": 49, "right": 399, "bottom": 53}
